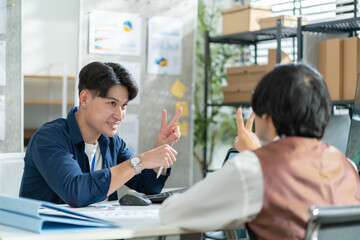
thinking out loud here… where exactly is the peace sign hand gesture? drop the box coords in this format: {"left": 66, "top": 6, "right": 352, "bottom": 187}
{"left": 234, "top": 107, "right": 261, "bottom": 152}
{"left": 155, "top": 107, "right": 183, "bottom": 148}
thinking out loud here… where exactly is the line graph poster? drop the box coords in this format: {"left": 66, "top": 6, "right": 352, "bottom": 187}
{"left": 88, "top": 10, "right": 141, "bottom": 56}
{"left": 147, "top": 16, "right": 182, "bottom": 75}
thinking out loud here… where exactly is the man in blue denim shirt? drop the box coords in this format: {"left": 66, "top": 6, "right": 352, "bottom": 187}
{"left": 20, "top": 62, "right": 182, "bottom": 207}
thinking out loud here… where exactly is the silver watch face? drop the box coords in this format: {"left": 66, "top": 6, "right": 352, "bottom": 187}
{"left": 129, "top": 156, "right": 142, "bottom": 175}
{"left": 130, "top": 157, "right": 141, "bottom": 165}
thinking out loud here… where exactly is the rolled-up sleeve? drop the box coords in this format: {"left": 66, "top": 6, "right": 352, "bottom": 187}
{"left": 159, "top": 150, "right": 264, "bottom": 232}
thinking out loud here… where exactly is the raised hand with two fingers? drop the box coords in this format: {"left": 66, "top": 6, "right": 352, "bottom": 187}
{"left": 234, "top": 107, "right": 261, "bottom": 152}
{"left": 155, "top": 107, "right": 183, "bottom": 147}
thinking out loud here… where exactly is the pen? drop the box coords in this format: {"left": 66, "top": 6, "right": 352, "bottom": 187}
{"left": 156, "top": 166, "right": 163, "bottom": 179}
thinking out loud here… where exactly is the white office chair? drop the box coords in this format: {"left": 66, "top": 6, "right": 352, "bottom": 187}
{"left": 305, "top": 204, "right": 360, "bottom": 240}
{"left": 0, "top": 152, "right": 25, "bottom": 197}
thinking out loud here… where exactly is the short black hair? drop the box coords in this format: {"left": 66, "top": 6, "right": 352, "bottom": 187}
{"left": 78, "top": 62, "right": 138, "bottom": 100}
{"left": 251, "top": 63, "right": 331, "bottom": 138}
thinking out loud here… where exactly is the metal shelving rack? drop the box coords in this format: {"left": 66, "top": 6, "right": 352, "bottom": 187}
{"left": 203, "top": 19, "right": 297, "bottom": 176}
{"left": 297, "top": 17, "right": 360, "bottom": 61}
{"left": 203, "top": 15, "right": 360, "bottom": 177}
{"left": 297, "top": 17, "right": 360, "bottom": 115}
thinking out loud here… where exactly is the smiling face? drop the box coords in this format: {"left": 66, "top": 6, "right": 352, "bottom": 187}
{"left": 78, "top": 85, "right": 129, "bottom": 143}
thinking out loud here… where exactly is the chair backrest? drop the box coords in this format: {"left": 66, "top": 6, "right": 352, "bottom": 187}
{"left": 305, "top": 205, "right": 360, "bottom": 240}
{"left": 0, "top": 152, "right": 25, "bottom": 197}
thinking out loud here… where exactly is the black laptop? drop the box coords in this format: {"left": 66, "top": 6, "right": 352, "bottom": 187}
{"left": 222, "top": 147, "right": 239, "bottom": 166}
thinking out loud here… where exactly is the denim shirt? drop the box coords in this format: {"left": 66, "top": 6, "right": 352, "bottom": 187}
{"left": 19, "top": 107, "right": 170, "bottom": 207}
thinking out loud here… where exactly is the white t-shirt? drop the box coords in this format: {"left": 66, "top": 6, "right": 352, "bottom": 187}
{"left": 84, "top": 142, "right": 102, "bottom": 172}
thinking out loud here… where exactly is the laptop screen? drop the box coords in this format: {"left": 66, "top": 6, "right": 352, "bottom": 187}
{"left": 345, "top": 74, "right": 360, "bottom": 165}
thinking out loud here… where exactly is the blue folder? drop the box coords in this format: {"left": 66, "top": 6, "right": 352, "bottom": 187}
{"left": 0, "top": 194, "right": 120, "bottom": 233}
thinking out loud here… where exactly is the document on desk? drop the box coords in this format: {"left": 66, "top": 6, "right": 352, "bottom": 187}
{"left": 56, "top": 202, "right": 160, "bottom": 220}
{"left": 0, "top": 195, "right": 120, "bottom": 233}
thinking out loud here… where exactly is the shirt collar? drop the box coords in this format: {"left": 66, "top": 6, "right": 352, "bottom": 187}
{"left": 260, "top": 135, "right": 281, "bottom": 146}
{"left": 67, "top": 107, "right": 84, "bottom": 145}
{"left": 67, "top": 106, "right": 110, "bottom": 146}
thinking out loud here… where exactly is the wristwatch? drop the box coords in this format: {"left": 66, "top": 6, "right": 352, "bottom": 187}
{"left": 129, "top": 156, "right": 142, "bottom": 175}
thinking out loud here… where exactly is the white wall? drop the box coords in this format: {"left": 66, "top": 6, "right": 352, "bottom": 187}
{"left": 23, "top": 0, "right": 80, "bottom": 129}
{"left": 0, "top": 0, "right": 22, "bottom": 153}
{"left": 23, "top": 0, "right": 79, "bottom": 76}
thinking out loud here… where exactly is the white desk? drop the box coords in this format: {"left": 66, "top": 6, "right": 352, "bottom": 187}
{"left": 0, "top": 202, "right": 200, "bottom": 240}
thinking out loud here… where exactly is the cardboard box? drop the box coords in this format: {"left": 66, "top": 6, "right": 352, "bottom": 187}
{"left": 226, "top": 65, "right": 268, "bottom": 85}
{"left": 222, "top": 4, "right": 271, "bottom": 35}
{"left": 259, "top": 16, "right": 306, "bottom": 29}
{"left": 227, "top": 49, "right": 292, "bottom": 85}
{"left": 222, "top": 82, "right": 259, "bottom": 103}
{"left": 267, "top": 49, "right": 292, "bottom": 69}
{"left": 318, "top": 38, "right": 343, "bottom": 100}
{"left": 343, "top": 37, "right": 360, "bottom": 100}
{"left": 223, "top": 49, "right": 292, "bottom": 103}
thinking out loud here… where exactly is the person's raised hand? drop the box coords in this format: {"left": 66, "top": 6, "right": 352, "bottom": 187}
{"left": 155, "top": 108, "right": 182, "bottom": 147}
{"left": 234, "top": 107, "right": 261, "bottom": 152}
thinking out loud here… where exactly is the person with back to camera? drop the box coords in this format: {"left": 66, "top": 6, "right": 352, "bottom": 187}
{"left": 20, "top": 61, "right": 182, "bottom": 207}
{"left": 159, "top": 63, "right": 360, "bottom": 239}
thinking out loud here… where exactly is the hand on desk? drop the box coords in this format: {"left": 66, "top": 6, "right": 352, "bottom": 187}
{"left": 234, "top": 107, "right": 261, "bottom": 152}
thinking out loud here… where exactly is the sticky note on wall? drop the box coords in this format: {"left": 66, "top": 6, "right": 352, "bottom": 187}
{"left": 170, "top": 79, "right": 186, "bottom": 99}
{"left": 175, "top": 101, "right": 188, "bottom": 117}
{"left": 176, "top": 121, "right": 188, "bottom": 137}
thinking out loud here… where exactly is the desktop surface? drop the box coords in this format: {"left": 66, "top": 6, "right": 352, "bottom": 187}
{"left": 0, "top": 202, "right": 196, "bottom": 240}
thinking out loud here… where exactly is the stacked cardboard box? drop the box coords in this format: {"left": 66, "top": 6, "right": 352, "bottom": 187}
{"left": 222, "top": 4, "right": 271, "bottom": 35}
{"left": 222, "top": 49, "right": 292, "bottom": 103}
{"left": 318, "top": 37, "right": 360, "bottom": 100}
{"left": 222, "top": 4, "right": 306, "bottom": 35}
{"left": 258, "top": 16, "right": 306, "bottom": 29}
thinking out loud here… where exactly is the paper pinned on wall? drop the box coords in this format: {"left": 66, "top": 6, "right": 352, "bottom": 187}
{"left": 117, "top": 114, "right": 139, "bottom": 154}
{"left": 175, "top": 101, "right": 188, "bottom": 117}
{"left": 147, "top": 16, "right": 183, "bottom": 75}
{"left": 0, "top": 41, "right": 5, "bottom": 86}
{"left": 88, "top": 10, "right": 142, "bottom": 56}
{"left": 170, "top": 79, "right": 186, "bottom": 99}
{"left": 0, "top": 0, "right": 6, "bottom": 34}
{"left": 176, "top": 121, "right": 188, "bottom": 137}
{"left": 117, "top": 62, "right": 141, "bottom": 105}
{"left": 0, "top": 95, "right": 5, "bottom": 140}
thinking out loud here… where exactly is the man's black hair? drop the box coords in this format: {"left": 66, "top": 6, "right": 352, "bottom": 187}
{"left": 251, "top": 63, "right": 331, "bottom": 138}
{"left": 78, "top": 62, "right": 138, "bottom": 100}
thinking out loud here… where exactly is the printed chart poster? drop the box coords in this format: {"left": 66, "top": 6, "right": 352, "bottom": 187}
{"left": 147, "top": 16, "right": 183, "bottom": 75}
{"left": 117, "top": 62, "right": 141, "bottom": 105}
{"left": 89, "top": 10, "right": 141, "bottom": 56}
{"left": 117, "top": 114, "right": 139, "bottom": 155}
